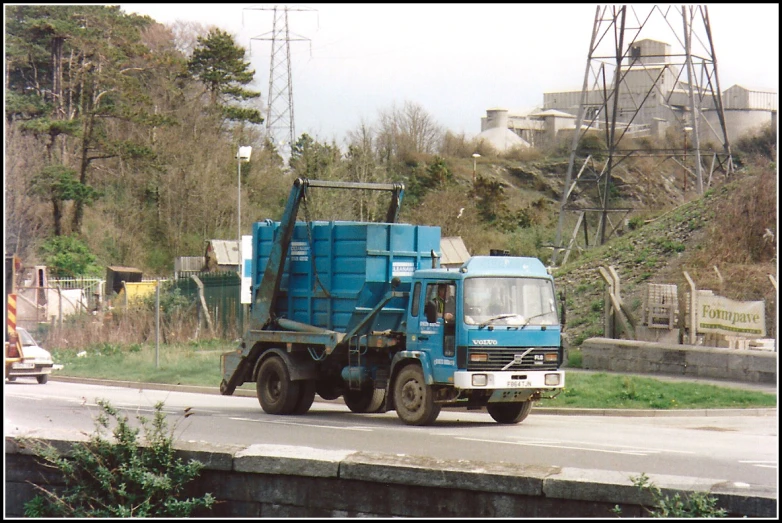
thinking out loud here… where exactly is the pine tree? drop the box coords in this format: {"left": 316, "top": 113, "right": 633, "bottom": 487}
{"left": 187, "top": 29, "right": 263, "bottom": 124}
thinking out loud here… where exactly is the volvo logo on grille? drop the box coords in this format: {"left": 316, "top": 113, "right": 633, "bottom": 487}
{"left": 473, "top": 339, "right": 498, "bottom": 345}
{"left": 502, "top": 348, "right": 534, "bottom": 371}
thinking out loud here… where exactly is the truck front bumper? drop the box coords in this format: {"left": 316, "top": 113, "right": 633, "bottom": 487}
{"left": 453, "top": 370, "right": 564, "bottom": 390}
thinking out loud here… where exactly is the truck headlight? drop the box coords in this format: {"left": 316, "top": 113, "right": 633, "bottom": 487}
{"left": 472, "top": 374, "right": 488, "bottom": 386}
{"left": 545, "top": 373, "right": 561, "bottom": 386}
{"left": 469, "top": 353, "right": 488, "bottom": 362}
{"left": 544, "top": 353, "right": 558, "bottom": 363}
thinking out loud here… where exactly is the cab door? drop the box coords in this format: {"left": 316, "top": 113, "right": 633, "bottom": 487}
{"left": 408, "top": 280, "right": 456, "bottom": 383}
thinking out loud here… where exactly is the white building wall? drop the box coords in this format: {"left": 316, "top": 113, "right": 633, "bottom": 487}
{"left": 702, "top": 109, "right": 774, "bottom": 144}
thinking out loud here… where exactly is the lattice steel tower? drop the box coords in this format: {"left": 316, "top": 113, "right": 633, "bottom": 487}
{"left": 550, "top": 5, "right": 733, "bottom": 266}
{"left": 244, "top": 5, "right": 313, "bottom": 159}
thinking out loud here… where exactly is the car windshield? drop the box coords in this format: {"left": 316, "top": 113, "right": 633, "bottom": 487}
{"left": 17, "top": 328, "right": 37, "bottom": 347}
{"left": 463, "top": 277, "right": 558, "bottom": 326}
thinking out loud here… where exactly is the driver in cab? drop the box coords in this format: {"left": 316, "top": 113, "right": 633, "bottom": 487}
{"left": 433, "top": 284, "right": 454, "bottom": 323}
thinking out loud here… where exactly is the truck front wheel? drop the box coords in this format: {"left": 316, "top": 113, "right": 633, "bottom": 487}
{"left": 393, "top": 365, "right": 440, "bottom": 426}
{"left": 486, "top": 401, "right": 532, "bottom": 424}
{"left": 343, "top": 385, "right": 385, "bottom": 413}
{"left": 256, "top": 356, "right": 301, "bottom": 414}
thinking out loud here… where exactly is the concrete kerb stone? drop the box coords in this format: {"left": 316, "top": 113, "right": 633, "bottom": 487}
{"left": 339, "top": 451, "right": 555, "bottom": 496}
{"left": 542, "top": 468, "right": 755, "bottom": 509}
{"left": 710, "top": 481, "right": 778, "bottom": 517}
{"left": 174, "top": 440, "right": 244, "bottom": 471}
{"left": 233, "top": 444, "right": 352, "bottom": 477}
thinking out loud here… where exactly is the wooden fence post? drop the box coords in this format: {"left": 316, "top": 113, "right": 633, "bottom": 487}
{"left": 191, "top": 275, "right": 215, "bottom": 337}
{"left": 682, "top": 271, "right": 697, "bottom": 345}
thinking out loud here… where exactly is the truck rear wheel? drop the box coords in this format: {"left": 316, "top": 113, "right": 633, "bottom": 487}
{"left": 393, "top": 365, "right": 440, "bottom": 426}
{"left": 487, "top": 401, "right": 532, "bottom": 424}
{"left": 256, "top": 356, "right": 301, "bottom": 414}
{"left": 343, "top": 386, "right": 385, "bottom": 413}
{"left": 293, "top": 380, "right": 317, "bottom": 414}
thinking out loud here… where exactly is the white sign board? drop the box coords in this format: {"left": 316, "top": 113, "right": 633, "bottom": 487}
{"left": 697, "top": 294, "right": 766, "bottom": 337}
{"left": 241, "top": 235, "right": 253, "bottom": 305}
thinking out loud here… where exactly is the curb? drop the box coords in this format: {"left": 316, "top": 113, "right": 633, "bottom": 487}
{"left": 49, "top": 376, "right": 777, "bottom": 417}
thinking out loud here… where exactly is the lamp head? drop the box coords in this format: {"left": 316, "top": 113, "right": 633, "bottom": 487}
{"left": 236, "top": 146, "right": 253, "bottom": 161}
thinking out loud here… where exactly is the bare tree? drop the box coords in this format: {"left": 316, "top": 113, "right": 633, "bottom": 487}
{"left": 376, "top": 100, "right": 443, "bottom": 161}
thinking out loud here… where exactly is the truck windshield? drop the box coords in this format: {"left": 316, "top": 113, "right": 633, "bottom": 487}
{"left": 463, "top": 277, "right": 558, "bottom": 327}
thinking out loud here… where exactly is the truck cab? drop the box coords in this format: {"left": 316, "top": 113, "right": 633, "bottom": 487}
{"left": 399, "top": 255, "right": 565, "bottom": 422}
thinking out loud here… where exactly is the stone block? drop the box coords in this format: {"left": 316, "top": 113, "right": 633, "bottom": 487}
{"left": 233, "top": 444, "right": 351, "bottom": 477}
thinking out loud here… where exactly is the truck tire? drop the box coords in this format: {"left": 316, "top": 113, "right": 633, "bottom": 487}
{"left": 219, "top": 379, "right": 236, "bottom": 396}
{"left": 256, "top": 356, "right": 301, "bottom": 414}
{"left": 343, "top": 386, "right": 385, "bottom": 413}
{"left": 487, "top": 401, "right": 532, "bottom": 424}
{"left": 37, "top": 374, "right": 48, "bottom": 384}
{"left": 293, "top": 380, "right": 317, "bottom": 414}
{"left": 393, "top": 364, "right": 441, "bottom": 426}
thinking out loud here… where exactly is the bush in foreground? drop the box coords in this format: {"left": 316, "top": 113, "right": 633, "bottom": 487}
{"left": 23, "top": 399, "right": 215, "bottom": 517}
{"left": 611, "top": 472, "right": 727, "bottom": 518}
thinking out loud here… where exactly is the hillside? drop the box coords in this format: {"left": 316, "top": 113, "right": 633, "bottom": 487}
{"left": 549, "top": 161, "right": 777, "bottom": 348}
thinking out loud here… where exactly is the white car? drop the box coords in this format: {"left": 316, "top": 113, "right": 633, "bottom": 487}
{"left": 6, "top": 327, "right": 54, "bottom": 384}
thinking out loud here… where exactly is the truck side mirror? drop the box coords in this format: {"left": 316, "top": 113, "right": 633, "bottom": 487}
{"left": 424, "top": 300, "right": 438, "bottom": 324}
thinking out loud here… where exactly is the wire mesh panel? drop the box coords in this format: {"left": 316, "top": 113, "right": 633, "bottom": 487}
{"left": 643, "top": 283, "right": 678, "bottom": 329}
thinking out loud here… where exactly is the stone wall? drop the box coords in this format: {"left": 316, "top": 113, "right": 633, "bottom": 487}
{"left": 5, "top": 437, "right": 775, "bottom": 517}
{"left": 580, "top": 337, "right": 776, "bottom": 384}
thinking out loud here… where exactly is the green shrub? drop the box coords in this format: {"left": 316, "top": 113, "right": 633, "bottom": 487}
{"left": 23, "top": 399, "right": 215, "bottom": 518}
{"left": 38, "top": 235, "right": 101, "bottom": 277}
{"left": 611, "top": 472, "right": 727, "bottom": 517}
{"left": 627, "top": 216, "right": 644, "bottom": 230}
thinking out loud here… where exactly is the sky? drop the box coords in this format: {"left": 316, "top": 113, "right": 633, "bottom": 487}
{"left": 118, "top": 3, "right": 780, "bottom": 147}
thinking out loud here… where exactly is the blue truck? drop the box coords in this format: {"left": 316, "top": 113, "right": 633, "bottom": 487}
{"left": 220, "top": 178, "right": 565, "bottom": 425}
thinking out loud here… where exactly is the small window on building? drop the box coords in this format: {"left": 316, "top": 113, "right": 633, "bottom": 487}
{"left": 631, "top": 46, "right": 641, "bottom": 59}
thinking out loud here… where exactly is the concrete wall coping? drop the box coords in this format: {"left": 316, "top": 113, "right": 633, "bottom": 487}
{"left": 6, "top": 435, "right": 776, "bottom": 517}
{"left": 583, "top": 337, "right": 777, "bottom": 357}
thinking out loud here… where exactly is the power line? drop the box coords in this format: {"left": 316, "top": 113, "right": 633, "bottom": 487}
{"left": 551, "top": 4, "right": 733, "bottom": 266}
{"left": 244, "top": 5, "right": 315, "bottom": 160}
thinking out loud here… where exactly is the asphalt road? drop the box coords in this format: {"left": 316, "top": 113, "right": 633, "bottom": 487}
{"left": 5, "top": 376, "right": 777, "bottom": 491}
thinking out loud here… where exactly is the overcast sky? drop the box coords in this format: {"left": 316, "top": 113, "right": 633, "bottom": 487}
{"left": 119, "top": 3, "right": 779, "bottom": 147}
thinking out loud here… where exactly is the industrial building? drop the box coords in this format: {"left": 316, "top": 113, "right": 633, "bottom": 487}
{"left": 481, "top": 39, "right": 776, "bottom": 151}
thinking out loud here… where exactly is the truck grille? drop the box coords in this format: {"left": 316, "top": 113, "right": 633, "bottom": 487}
{"left": 465, "top": 348, "right": 559, "bottom": 371}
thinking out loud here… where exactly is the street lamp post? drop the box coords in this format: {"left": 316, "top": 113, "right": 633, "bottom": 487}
{"left": 236, "top": 146, "right": 252, "bottom": 270}
{"left": 683, "top": 127, "right": 692, "bottom": 193}
{"left": 472, "top": 153, "right": 481, "bottom": 182}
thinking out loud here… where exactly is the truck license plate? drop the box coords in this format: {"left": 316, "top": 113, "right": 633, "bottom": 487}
{"left": 507, "top": 380, "right": 531, "bottom": 388}
{"left": 12, "top": 362, "right": 35, "bottom": 370}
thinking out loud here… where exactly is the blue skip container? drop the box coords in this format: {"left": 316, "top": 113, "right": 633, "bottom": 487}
{"left": 252, "top": 221, "right": 440, "bottom": 333}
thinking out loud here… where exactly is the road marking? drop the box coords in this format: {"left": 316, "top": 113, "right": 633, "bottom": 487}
{"left": 456, "top": 437, "right": 659, "bottom": 456}
{"left": 229, "top": 416, "right": 374, "bottom": 431}
{"left": 739, "top": 461, "right": 777, "bottom": 469}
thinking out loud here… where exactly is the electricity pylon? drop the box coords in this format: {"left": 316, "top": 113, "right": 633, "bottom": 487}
{"left": 244, "top": 5, "right": 314, "bottom": 160}
{"left": 550, "top": 5, "right": 733, "bottom": 266}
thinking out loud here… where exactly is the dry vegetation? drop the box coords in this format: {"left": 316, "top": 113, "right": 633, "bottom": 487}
{"left": 6, "top": 6, "right": 776, "bottom": 354}
{"left": 555, "top": 153, "right": 777, "bottom": 347}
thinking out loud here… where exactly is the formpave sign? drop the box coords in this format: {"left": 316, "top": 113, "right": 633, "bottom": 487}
{"left": 698, "top": 294, "right": 766, "bottom": 336}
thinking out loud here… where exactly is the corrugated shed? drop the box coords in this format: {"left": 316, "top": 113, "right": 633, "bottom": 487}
{"left": 440, "top": 237, "right": 470, "bottom": 268}
{"left": 205, "top": 240, "right": 240, "bottom": 271}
